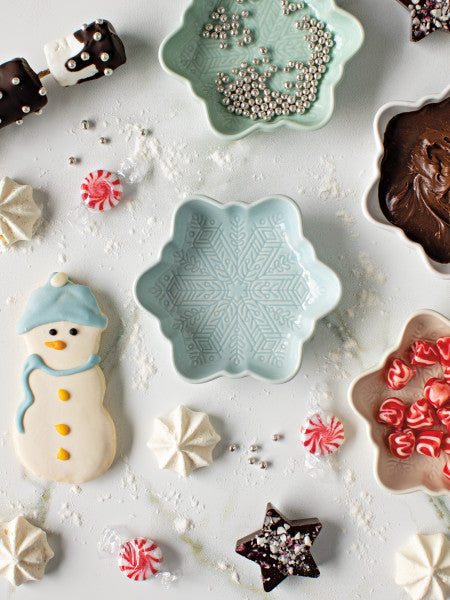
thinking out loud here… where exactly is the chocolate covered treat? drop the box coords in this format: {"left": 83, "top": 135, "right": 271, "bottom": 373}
{"left": 44, "top": 19, "right": 126, "bottom": 87}
{"left": 396, "top": 0, "right": 450, "bottom": 42}
{"left": 379, "top": 97, "right": 450, "bottom": 264}
{"left": 235, "top": 503, "right": 322, "bottom": 592}
{"left": 0, "top": 59, "right": 47, "bottom": 130}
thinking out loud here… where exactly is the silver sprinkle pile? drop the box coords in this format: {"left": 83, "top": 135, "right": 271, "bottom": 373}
{"left": 215, "top": 14, "right": 334, "bottom": 121}
{"left": 280, "top": 0, "right": 304, "bottom": 15}
{"left": 201, "top": 6, "right": 252, "bottom": 49}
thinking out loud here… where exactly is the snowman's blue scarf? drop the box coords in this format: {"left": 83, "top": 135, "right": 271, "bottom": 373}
{"left": 16, "top": 353, "right": 101, "bottom": 434}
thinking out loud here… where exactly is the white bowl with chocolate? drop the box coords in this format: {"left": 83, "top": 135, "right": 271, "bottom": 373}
{"left": 363, "top": 85, "right": 450, "bottom": 279}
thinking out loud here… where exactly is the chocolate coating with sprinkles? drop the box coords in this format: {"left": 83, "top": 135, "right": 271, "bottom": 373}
{"left": 63, "top": 20, "right": 126, "bottom": 84}
{"left": 397, "top": 0, "right": 450, "bottom": 41}
{"left": 0, "top": 58, "right": 48, "bottom": 130}
{"left": 236, "top": 503, "right": 322, "bottom": 592}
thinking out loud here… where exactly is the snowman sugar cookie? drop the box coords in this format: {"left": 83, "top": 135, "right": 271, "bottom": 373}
{"left": 14, "top": 272, "right": 116, "bottom": 484}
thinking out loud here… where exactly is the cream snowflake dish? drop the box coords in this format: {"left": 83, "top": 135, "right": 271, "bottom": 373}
{"left": 350, "top": 310, "right": 450, "bottom": 495}
{"left": 147, "top": 405, "right": 221, "bottom": 477}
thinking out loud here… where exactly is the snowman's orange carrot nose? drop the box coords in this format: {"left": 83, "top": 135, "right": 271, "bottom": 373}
{"left": 44, "top": 340, "right": 67, "bottom": 350}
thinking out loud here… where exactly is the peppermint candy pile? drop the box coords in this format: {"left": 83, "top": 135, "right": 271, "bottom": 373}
{"left": 378, "top": 337, "right": 450, "bottom": 481}
{"left": 118, "top": 537, "right": 163, "bottom": 581}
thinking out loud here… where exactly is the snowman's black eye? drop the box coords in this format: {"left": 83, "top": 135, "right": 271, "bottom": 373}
{"left": 69, "top": 328, "right": 78, "bottom": 336}
{"left": 49, "top": 329, "right": 57, "bottom": 336}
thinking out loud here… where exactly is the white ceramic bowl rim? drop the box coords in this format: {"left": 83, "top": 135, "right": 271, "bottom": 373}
{"left": 362, "top": 85, "right": 450, "bottom": 279}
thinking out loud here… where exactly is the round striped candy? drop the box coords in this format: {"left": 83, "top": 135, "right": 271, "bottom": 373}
{"left": 118, "top": 537, "right": 163, "bottom": 581}
{"left": 81, "top": 170, "right": 122, "bottom": 212}
{"left": 300, "top": 413, "right": 345, "bottom": 456}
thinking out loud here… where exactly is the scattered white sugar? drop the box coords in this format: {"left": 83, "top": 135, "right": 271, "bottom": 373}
{"left": 59, "top": 503, "right": 83, "bottom": 527}
{"left": 71, "top": 485, "right": 82, "bottom": 495}
{"left": 190, "top": 496, "right": 205, "bottom": 512}
{"left": 343, "top": 468, "right": 355, "bottom": 484}
{"left": 209, "top": 149, "right": 233, "bottom": 169}
{"left": 173, "top": 517, "right": 193, "bottom": 535}
{"left": 313, "top": 156, "right": 352, "bottom": 199}
{"left": 120, "top": 461, "right": 139, "bottom": 500}
{"left": 97, "top": 493, "right": 112, "bottom": 503}
{"left": 283, "top": 456, "right": 300, "bottom": 476}
{"left": 358, "top": 288, "right": 381, "bottom": 308}
{"left": 104, "top": 239, "right": 121, "bottom": 256}
{"left": 58, "top": 253, "right": 67, "bottom": 264}
{"left": 324, "top": 348, "right": 351, "bottom": 380}
{"left": 126, "top": 322, "right": 157, "bottom": 390}
{"left": 216, "top": 561, "right": 241, "bottom": 585}
{"left": 5, "top": 296, "right": 16, "bottom": 305}
{"left": 354, "top": 252, "right": 387, "bottom": 287}
{"left": 152, "top": 489, "right": 181, "bottom": 509}
{"left": 8, "top": 499, "right": 25, "bottom": 512}
{"left": 336, "top": 209, "right": 356, "bottom": 227}
{"left": 347, "top": 498, "right": 374, "bottom": 531}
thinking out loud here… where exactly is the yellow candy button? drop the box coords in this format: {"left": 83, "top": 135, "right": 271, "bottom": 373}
{"left": 57, "top": 448, "right": 70, "bottom": 461}
{"left": 58, "top": 389, "right": 70, "bottom": 402}
{"left": 54, "top": 424, "right": 70, "bottom": 436}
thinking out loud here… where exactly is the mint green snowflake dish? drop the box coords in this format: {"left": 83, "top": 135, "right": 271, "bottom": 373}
{"left": 134, "top": 196, "right": 341, "bottom": 383}
{"left": 159, "top": 0, "right": 364, "bottom": 139}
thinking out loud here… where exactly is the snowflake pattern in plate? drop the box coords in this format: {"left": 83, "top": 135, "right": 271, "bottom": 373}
{"left": 135, "top": 196, "right": 341, "bottom": 382}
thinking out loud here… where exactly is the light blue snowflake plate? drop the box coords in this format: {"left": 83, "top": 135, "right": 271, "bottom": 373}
{"left": 134, "top": 196, "right": 341, "bottom": 383}
{"left": 159, "top": 0, "right": 364, "bottom": 139}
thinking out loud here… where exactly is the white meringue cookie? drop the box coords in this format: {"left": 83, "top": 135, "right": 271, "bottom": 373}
{"left": 0, "top": 177, "right": 41, "bottom": 246}
{"left": 147, "top": 405, "right": 221, "bottom": 477}
{"left": 395, "top": 533, "right": 450, "bottom": 600}
{"left": 0, "top": 516, "right": 54, "bottom": 586}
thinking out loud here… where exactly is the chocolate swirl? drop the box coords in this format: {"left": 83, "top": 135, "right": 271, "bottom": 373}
{"left": 379, "top": 97, "right": 450, "bottom": 263}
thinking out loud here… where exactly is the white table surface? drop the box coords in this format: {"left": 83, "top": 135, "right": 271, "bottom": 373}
{"left": 0, "top": 1, "right": 449, "bottom": 598}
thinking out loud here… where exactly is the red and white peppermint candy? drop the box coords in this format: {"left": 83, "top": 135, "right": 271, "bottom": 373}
{"left": 377, "top": 398, "right": 407, "bottom": 428}
{"left": 444, "top": 367, "right": 450, "bottom": 383}
{"left": 443, "top": 462, "right": 450, "bottom": 481}
{"left": 300, "top": 413, "right": 345, "bottom": 456}
{"left": 424, "top": 377, "right": 450, "bottom": 409}
{"left": 81, "top": 169, "right": 123, "bottom": 212}
{"left": 405, "top": 398, "right": 438, "bottom": 430}
{"left": 118, "top": 538, "right": 163, "bottom": 581}
{"left": 437, "top": 406, "right": 450, "bottom": 432}
{"left": 415, "top": 430, "right": 443, "bottom": 458}
{"left": 409, "top": 340, "right": 440, "bottom": 367}
{"left": 386, "top": 358, "right": 416, "bottom": 390}
{"left": 436, "top": 337, "right": 450, "bottom": 367}
{"left": 388, "top": 429, "right": 415, "bottom": 459}
{"left": 442, "top": 435, "right": 450, "bottom": 455}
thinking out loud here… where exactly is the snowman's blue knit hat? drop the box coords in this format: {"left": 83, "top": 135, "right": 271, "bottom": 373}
{"left": 16, "top": 272, "right": 108, "bottom": 334}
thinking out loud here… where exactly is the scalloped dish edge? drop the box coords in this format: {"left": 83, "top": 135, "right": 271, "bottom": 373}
{"left": 362, "top": 85, "right": 450, "bottom": 279}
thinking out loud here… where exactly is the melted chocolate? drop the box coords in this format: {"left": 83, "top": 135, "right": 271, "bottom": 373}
{"left": 65, "top": 20, "right": 126, "bottom": 84}
{"left": 0, "top": 59, "right": 47, "bottom": 130}
{"left": 379, "top": 97, "right": 450, "bottom": 263}
{"left": 235, "top": 503, "right": 322, "bottom": 592}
